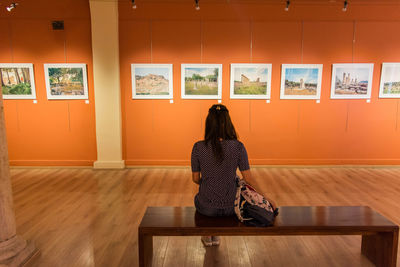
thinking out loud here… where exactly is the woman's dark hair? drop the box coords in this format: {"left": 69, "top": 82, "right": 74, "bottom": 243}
{"left": 205, "top": 104, "right": 237, "bottom": 163}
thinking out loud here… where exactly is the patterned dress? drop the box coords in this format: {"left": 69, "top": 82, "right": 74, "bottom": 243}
{"left": 191, "top": 140, "right": 250, "bottom": 216}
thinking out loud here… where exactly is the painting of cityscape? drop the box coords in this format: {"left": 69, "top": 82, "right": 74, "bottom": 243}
{"left": 132, "top": 64, "right": 173, "bottom": 99}
{"left": 230, "top": 64, "right": 271, "bottom": 99}
{"left": 45, "top": 64, "right": 88, "bottom": 100}
{"left": 331, "top": 63, "right": 373, "bottom": 99}
{"left": 280, "top": 64, "right": 322, "bottom": 99}
{"left": 379, "top": 63, "right": 400, "bottom": 98}
{"left": 0, "top": 63, "right": 36, "bottom": 99}
{"left": 181, "top": 64, "right": 222, "bottom": 99}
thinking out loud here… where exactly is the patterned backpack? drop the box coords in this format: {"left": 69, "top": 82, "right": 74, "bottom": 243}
{"left": 234, "top": 178, "right": 279, "bottom": 227}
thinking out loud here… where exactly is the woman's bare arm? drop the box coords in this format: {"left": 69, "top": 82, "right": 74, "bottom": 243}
{"left": 192, "top": 172, "right": 201, "bottom": 185}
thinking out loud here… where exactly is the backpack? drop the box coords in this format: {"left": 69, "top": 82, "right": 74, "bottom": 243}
{"left": 234, "top": 178, "right": 279, "bottom": 227}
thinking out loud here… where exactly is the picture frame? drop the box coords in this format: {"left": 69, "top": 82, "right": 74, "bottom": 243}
{"left": 131, "top": 64, "right": 173, "bottom": 99}
{"left": 44, "top": 63, "right": 89, "bottom": 100}
{"left": 330, "top": 63, "right": 374, "bottom": 99}
{"left": 0, "top": 63, "right": 36, "bottom": 99}
{"left": 181, "top": 64, "right": 222, "bottom": 99}
{"left": 379, "top": 63, "right": 400, "bottom": 99}
{"left": 230, "top": 63, "right": 272, "bottom": 99}
{"left": 280, "top": 64, "right": 323, "bottom": 100}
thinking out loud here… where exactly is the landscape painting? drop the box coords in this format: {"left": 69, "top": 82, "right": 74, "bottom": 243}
{"left": 0, "top": 63, "right": 36, "bottom": 99}
{"left": 45, "top": 64, "right": 88, "bottom": 100}
{"left": 132, "top": 64, "right": 173, "bottom": 99}
{"left": 230, "top": 64, "right": 271, "bottom": 99}
{"left": 379, "top": 63, "right": 400, "bottom": 98}
{"left": 331, "top": 63, "right": 373, "bottom": 99}
{"left": 280, "top": 64, "right": 322, "bottom": 99}
{"left": 181, "top": 64, "right": 222, "bottom": 99}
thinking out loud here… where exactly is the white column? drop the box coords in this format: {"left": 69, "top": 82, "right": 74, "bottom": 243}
{"left": 0, "top": 88, "right": 38, "bottom": 265}
{"left": 89, "top": 0, "right": 125, "bottom": 169}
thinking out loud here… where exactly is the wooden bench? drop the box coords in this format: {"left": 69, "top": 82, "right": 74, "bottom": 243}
{"left": 138, "top": 206, "right": 399, "bottom": 267}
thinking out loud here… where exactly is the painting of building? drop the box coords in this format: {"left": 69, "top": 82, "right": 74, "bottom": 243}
{"left": 230, "top": 64, "right": 271, "bottom": 99}
{"left": 280, "top": 64, "right": 322, "bottom": 100}
{"left": 132, "top": 64, "right": 173, "bottom": 99}
{"left": 379, "top": 63, "right": 400, "bottom": 98}
{"left": 331, "top": 63, "right": 373, "bottom": 99}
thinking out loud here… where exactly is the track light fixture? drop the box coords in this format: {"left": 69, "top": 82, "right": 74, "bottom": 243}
{"left": 195, "top": 0, "right": 200, "bottom": 11}
{"left": 132, "top": 0, "right": 137, "bottom": 9}
{"left": 285, "top": 0, "right": 290, "bottom": 11}
{"left": 6, "top": 3, "right": 18, "bottom": 12}
{"left": 342, "top": 0, "right": 348, "bottom": 12}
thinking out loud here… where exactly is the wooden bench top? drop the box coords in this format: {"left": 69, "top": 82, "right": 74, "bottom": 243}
{"left": 139, "top": 206, "right": 399, "bottom": 236}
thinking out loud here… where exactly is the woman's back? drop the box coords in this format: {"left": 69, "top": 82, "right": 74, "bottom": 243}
{"left": 191, "top": 139, "right": 249, "bottom": 212}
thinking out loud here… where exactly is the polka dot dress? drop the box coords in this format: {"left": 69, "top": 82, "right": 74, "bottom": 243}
{"left": 191, "top": 140, "right": 250, "bottom": 211}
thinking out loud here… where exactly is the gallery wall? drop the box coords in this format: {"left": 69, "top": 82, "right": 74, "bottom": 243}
{"left": 2, "top": 0, "right": 400, "bottom": 166}
{"left": 0, "top": 0, "right": 97, "bottom": 166}
{"left": 119, "top": 1, "right": 400, "bottom": 165}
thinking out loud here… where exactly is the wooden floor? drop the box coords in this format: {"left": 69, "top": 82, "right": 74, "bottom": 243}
{"left": 9, "top": 167, "right": 400, "bottom": 267}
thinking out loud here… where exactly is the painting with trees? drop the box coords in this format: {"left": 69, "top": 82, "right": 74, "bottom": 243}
{"left": 0, "top": 63, "right": 36, "bottom": 99}
{"left": 230, "top": 64, "right": 271, "bottom": 99}
{"left": 280, "top": 64, "right": 323, "bottom": 100}
{"left": 181, "top": 64, "right": 222, "bottom": 99}
{"left": 379, "top": 63, "right": 400, "bottom": 98}
{"left": 44, "top": 64, "right": 88, "bottom": 100}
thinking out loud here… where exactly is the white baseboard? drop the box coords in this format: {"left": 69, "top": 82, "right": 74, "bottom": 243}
{"left": 93, "top": 160, "right": 125, "bottom": 169}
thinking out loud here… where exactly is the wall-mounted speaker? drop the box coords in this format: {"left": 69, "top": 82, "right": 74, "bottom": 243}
{"left": 52, "top": 21, "right": 64, "bottom": 30}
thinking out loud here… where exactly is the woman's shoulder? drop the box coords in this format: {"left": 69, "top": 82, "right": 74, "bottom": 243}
{"left": 225, "top": 139, "right": 245, "bottom": 146}
{"left": 193, "top": 140, "right": 206, "bottom": 148}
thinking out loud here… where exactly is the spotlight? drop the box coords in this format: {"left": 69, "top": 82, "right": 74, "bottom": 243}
{"left": 6, "top": 3, "right": 18, "bottom": 12}
{"left": 342, "top": 0, "right": 348, "bottom": 12}
{"left": 195, "top": 0, "right": 200, "bottom": 11}
{"left": 285, "top": 0, "right": 290, "bottom": 11}
{"left": 132, "top": 0, "right": 137, "bottom": 9}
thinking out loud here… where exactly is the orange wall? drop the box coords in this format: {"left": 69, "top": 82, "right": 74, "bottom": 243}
{"left": 0, "top": 0, "right": 97, "bottom": 166}
{"left": 119, "top": 2, "right": 400, "bottom": 165}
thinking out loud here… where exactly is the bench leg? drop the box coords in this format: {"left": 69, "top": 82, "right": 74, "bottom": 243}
{"left": 139, "top": 233, "right": 153, "bottom": 267}
{"left": 361, "top": 230, "right": 398, "bottom": 267}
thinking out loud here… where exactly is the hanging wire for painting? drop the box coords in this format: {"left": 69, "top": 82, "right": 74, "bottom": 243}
{"left": 150, "top": 20, "right": 153, "bottom": 63}
{"left": 250, "top": 20, "right": 253, "bottom": 63}
{"left": 8, "top": 20, "right": 14, "bottom": 63}
{"left": 200, "top": 20, "right": 203, "bottom": 63}
{"left": 397, "top": 100, "right": 399, "bottom": 131}
{"left": 64, "top": 30, "right": 68, "bottom": 63}
{"left": 345, "top": 102, "right": 350, "bottom": 132}
{"left": 248, "top": 101, "right": 252, "bottom": 131}
{"left": 63, "top": 28, "right": 71, "bottom": 131}
{"left": 249, "top": 20, "right": 253, "bottom": 131}
{"left": 346, "top": 21, "right": 357, "bottom": 132}
{"left": 67, "top": 102, "right": 71, "bottom": 131}
{"left": 301, "top": 21, "right": 304, "bottom": 64}
{"left": 352, "top": 21, "right": 356, "bottom": 63}
{"left": 16, "top": 102, "right": 20, "bottom": 131}
{"left": 297, "top": 102, "right": 301, "bottom": 133}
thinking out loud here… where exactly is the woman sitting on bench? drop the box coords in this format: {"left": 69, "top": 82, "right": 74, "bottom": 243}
{"left": 191, "top": 104, "right": 265, "bottom": 247}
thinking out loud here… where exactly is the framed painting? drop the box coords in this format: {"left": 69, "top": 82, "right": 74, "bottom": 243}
{"left": 181, "top": 64, "right": 222, "bottom": 99}
{"left": 280, "top": 64, "right": 323, "bottom": 100}
{"left": 330, "top": 63, "right": 374, "bottom": 99}
{"left": 132, "top": 64, "right": 173, "bottom": 99}
{"left": 0, "top": 63, "right": 36, "bottom": 99}
{"left": 379, "top": 63, "right": 400, "bottom": 98}
{"left": 230, "top": 63, "right": 272, "bottom": 99}
{"left": 44, "top": 63, "right": 89, "bottom": 100}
